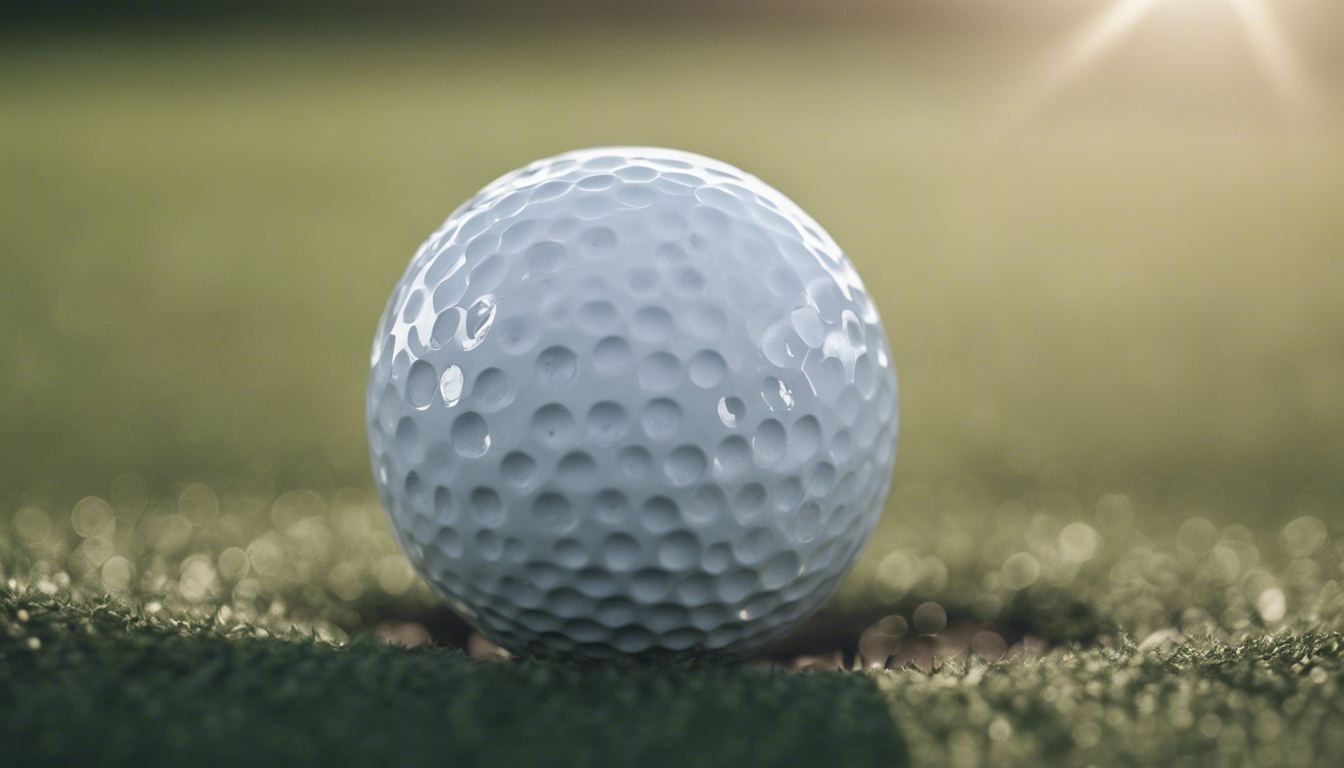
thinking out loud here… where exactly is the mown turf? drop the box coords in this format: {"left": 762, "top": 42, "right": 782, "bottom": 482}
{"left": 880, "top": 632, "right": 1344, "bottom": 767}
{"left": 0, "top": 592, "right": 907, "bottom": 768}
{"left": 8, "top": 592, "right": 1344, "bottom": 768}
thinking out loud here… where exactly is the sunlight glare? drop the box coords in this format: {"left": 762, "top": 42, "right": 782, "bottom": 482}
{"left": 997, "top": 0, "right": 1163, "bottom": 128}
{"left": 996, "top": 0, "right": 1316, "bottom": 128}
{"left": 1226, "top": 0, "right": 1316, "bottom": 118}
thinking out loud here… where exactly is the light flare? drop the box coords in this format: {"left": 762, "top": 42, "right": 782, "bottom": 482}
{"left": 997, "top": 0, "right": 1163, "bottom": 128}
{"left": 1226, "top": 0, "right": 1316, "bottom": 117}
{"left": 996, "top": 0, "right": 1316, "bottom": 127}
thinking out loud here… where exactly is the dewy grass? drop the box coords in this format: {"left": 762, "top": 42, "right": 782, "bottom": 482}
{"left": 6, "top": 470, "right": 1343, "bottom": 766}
{"left": 7, "top": 471, "right": 1343, "bottom": 658}
{"left": 0, "top": 591, "right": 907, "bottom": 768}
{"left": 5, "top": 586, "right": 1344, "bottom": 767}
{"left": 876, "top": 632, "right": 1344, "bottom": 768}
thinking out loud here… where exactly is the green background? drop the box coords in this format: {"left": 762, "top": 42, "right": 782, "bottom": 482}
{"left": 2, "top": 3, "right": 1343, "bottom": 636}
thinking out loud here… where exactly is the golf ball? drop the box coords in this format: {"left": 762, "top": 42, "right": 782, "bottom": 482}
{"left": 367, "top": 147, "right": 897, "bottom": 658}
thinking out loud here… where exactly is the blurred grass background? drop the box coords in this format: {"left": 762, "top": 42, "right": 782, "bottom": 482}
{"left": 2, "top": 2, "right": 1344, "bottom": 643}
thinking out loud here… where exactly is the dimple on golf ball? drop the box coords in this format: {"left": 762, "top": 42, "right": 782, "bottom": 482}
{"left": 367, "top": 147, "right": 897, "bottom": 659}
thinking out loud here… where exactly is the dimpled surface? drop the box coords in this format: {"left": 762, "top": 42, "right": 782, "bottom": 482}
{"left": 367, "top": 147, "right": 897, "bottom": 659}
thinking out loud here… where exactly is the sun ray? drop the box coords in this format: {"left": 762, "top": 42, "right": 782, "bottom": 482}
{"left": 990, "top": 0, "right": 1318, "bottom": 133}
{"left": 1225, "top": 0, "right": 1316, "bottom": 119}
{"left": 995, "top": 0, "right": 1164, "bottom": 129}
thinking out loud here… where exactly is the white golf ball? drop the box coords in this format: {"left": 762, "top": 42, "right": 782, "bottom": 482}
{"left": 367, "top": 147, "right": 897, "bottom": 658}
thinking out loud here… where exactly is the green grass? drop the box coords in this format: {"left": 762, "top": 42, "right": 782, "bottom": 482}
{"left": 881, "top": 631, "right": 1344, "bottom": 767}
{"left": 7, "top": 589, "right": 1344, "bottom": 767}
{"left": 1, "top": 591, "right": 906, "bottom": 768}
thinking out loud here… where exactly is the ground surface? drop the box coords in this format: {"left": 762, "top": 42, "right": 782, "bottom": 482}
{"left": 2, "top": 592, "right": 906, "bottom": 768}
{"left": 6, "top": 591, "right": 1344, "bottom": 767}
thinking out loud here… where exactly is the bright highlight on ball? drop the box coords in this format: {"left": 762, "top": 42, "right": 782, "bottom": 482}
{"left": 367, "top": 147, "right": 898, "bottom": 658}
